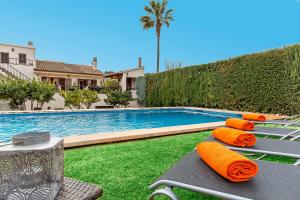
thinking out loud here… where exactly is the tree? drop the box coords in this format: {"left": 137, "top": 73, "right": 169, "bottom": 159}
{"left": 0, "top": 79, "right": 30, "bottom": 110}
{"left": 27, "top": 79, "right": 40, "bottom": 110}
{"left": 118, "top": 91, "right": 134, "bottom": 108}
{"left": 165, "top": 60, "right": 183, "bottom": 71}
{"left": 140, "top": 0, "right": 174, "bottom": 73}
{"left": 36, "top": 82, "right": 56, "bottom": 109}
{"left": 81, "top": 89, "right": 99, "bottom": 109}
{"left": 102, "top": 78, "right": 121, "bottom": 93}
{"left": 61, "top": 89, "right": 99, "bottom": 109}
{"left": 23, "top": 79, "right": 56, "bottom": 110}
{"left": 104, "top": 70, "right": 115, "bottom": 74}
{"left": 0, "top": 79, "right": 56, "bottom": 111}
{"left": 105, "top": 90, "right": 134, "bottom": 108}
{"left": 61, "top": 90, "right": 83, "bottom": 109}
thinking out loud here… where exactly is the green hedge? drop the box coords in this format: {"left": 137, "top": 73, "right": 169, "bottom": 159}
{"left": 136, "top": 76, "right": 146, "bottom": 105}
{"left": 144, "top": 45, "right": 300, "bottom": 115}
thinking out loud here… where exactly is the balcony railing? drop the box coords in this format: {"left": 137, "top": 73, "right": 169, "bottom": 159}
{"left": 0, "top": 58, "right": 34, "bottom": 66}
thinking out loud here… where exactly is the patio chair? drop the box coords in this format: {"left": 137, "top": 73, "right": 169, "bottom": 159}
{"left": 249, "top": 126, "right": 300, "bottom": 140}
{"left": 206, "top": 135, "right": 300, "bottom": 165}
{"left": 149, "top": 151, "right": 300, "bottom": 200}
{"left": 251, "top": 114, "right": 300, "bottom": 127}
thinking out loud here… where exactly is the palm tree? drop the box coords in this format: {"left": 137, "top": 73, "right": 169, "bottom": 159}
{"left": 140, "top": 0, "right": 174, "bottom": 73}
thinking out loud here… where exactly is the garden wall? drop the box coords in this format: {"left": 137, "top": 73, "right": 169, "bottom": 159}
{"left": 142, "top": 44, "right": 300, "bottom": 115}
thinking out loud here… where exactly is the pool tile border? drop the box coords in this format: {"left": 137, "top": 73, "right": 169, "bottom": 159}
{"left": 0, "top": 106, "right": 284, "bottom": 120}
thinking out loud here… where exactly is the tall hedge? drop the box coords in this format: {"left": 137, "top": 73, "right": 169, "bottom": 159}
{"left": 144, "top": 45, "right": 300, "bottom": 115}
{"left": 136, "top": 76, "right": 146, "bottom": 105}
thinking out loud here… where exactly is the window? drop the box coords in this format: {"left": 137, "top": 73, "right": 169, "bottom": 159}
{"left": 0, "top": 52, "right": 9, "bottom": 63}
{"left": 91, "top": 80, "right": 97, "bottom": 86}
{"left": 19, "top": 53, "right": 26, "bottom": 64}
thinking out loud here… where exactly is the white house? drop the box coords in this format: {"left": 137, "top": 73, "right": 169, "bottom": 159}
{"left": 0, "top": 41, "right": 144, "bottom": 110}
{"left": 0, "top": 41, "right": 104, "bottom": 89}
{"left": 0, "top": 42, "right": 36, "bottom": 79}
{"left": 105, "top": 57, "right": 144, "bottom": 98}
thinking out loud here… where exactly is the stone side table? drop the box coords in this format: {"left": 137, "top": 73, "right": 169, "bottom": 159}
{"left": 0, "top": 133, "right": 64, "bottom": 200}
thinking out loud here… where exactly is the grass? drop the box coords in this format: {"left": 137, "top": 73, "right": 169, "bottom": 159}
{"left": 64, "top": 131, "right": 296, "bottom": 200}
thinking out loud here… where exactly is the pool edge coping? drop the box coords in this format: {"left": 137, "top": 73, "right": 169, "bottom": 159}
{"left": 63, "top": 121, "right": 225, "bottom": 148}
{"left": 0, "top": 106, "right": 285, "bottom": 119}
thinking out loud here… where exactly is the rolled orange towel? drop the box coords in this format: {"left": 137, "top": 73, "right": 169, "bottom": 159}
{"left": 196, "top": 142, "right": 259, "bottom": 182}
{"left": 212, "top": 127, "right": 256, "bottom": 147}
{"left": 226, "top": 118, "right": 255, "bottom": 131}
{"left": 242, "top": 113, "right": 266, "bottom": 122}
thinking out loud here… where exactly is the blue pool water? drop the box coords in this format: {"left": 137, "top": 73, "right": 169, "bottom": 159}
{"left": 0, "top": 108, "right": 240, "bottom": 141}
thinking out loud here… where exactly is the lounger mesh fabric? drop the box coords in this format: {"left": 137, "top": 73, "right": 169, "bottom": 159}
{"left": 250, "top": 126, "right": 300, "bottom": 137}
{"left": 150, "top": 152, "right": 300, "bottom": 200}
{"left": 206, "top": 136, "right": 300, "bottom": 158}
{"left": 255, "top": 119, "right": 300, "bottom": 126}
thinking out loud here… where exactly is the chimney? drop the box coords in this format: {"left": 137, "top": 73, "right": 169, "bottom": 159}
{"left": 138, "top": 57, "right": 142, "bottom": 68}
{"left": 92, "top": 57, "right": 97, "bottom": 69}
{"left": 27, "top": 41, "right": 33, "bottom": 47}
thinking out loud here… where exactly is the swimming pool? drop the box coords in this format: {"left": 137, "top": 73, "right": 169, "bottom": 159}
{"left": 0, "top": 108, "right": 240, "bottom": 141}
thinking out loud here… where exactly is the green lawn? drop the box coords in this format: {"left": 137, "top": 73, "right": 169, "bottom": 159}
{"left": 64, "top": 131, "right": 295, "bottom": 200}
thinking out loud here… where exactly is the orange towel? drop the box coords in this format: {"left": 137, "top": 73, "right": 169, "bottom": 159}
{"left": 212, "top": 127, "right": 256, "bottom": 147}
{"left": 196, "top": 142, "right": 259, "bottom": 182}
{"left": 226, "top": 118, "right": 255, "bottom": 131}
{"left": 242, "top": 113, "right": 266, "bottom": 122}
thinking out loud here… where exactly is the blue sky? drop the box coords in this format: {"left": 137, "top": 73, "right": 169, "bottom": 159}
{"left": 1, "top": 0, "right": 300, "bottom": 73}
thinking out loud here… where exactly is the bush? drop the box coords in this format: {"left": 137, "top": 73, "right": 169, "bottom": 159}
{"left": 61, "top": 90, "right": 83, "bottom": 109}
{"left": 0, "top": 79, "right": 56, "bottom": 110}
{"left": 28, "top": 80, "right": 56, "bottom": 110}
{"left": 88, "top": 85, "right": 102, "bottom": 92}
{"left": 0, "top": 79, "right": 29, "bottom": 110}
{"left": 144, "top": 45, "right": 300, "bottom": 115}
{"left": 81, "top": 89, "right": 100, "bottom": 109}
{"left": 102, "top": 78, "right": 121, "bottom": 93}
{"left": 61, "top": 89, "right": 99, "bottom": 109}
{"left": 105, "top": 90, "right": 134, "bottom": 108}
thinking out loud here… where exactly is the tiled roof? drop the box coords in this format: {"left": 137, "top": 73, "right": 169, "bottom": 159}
{"left": 105, "top": 66, "right": 144, "bottom": 77}
{"left": 35, "top": 60, "right": 103, "bottom": 76}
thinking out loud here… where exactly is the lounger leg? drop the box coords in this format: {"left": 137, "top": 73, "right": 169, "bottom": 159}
{"left": 294, "top": 159, "right": 300, "bottom": 166}
{"left": 242, "top": 153, "right": 256, "bottom": 156}
{"left": 290, "top": 135, "right": 300, "bottom": 141}
{"left": 279, "top": 129, "right": 300, "bottom": 140}
{"left": 149, "top": 187, "right": 179, "bottom": 200}
{"left": 255, "top": 154, "right": 267, "bottom": 160}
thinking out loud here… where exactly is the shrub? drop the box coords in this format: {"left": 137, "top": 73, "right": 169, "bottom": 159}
{"left": 0, "top": 79, "right": 56, "bottom": 110}
{"left": 81, "top": 89, "right": 100, "bottom": 109}
{"left": 144, "top": 45, "right": 300, "bottom": 115}
{"left": 102, "top": 78, "right": 121, "bottom": 93}
{"left": 105, "top": 90, "right": 134, "bottom": 108}
{"left": 61, "top": 89, "right": 99, "bottom": 109}
{"left": 61, "top": 90, "right": 82, "bottom": 109}
{"left": 28, "top": 80, "right": 56, "bottom": 110}
{"left": 0, "top": 79, "right": 30, "bottom": 110}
